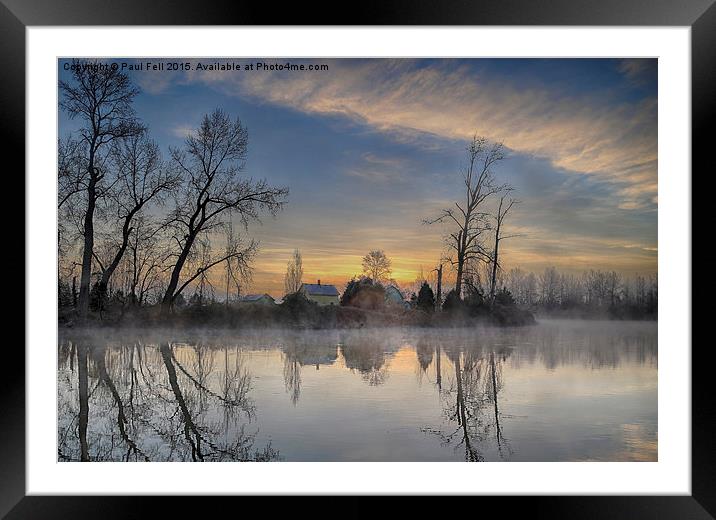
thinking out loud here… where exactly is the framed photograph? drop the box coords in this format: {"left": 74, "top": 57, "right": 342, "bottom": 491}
{"left": 6, "top": 0, "right": 712, "bottom": 515}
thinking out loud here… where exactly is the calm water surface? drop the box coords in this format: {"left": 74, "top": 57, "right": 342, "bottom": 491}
{"left": 57, "top": 320, "right": 657, "bottom": 462}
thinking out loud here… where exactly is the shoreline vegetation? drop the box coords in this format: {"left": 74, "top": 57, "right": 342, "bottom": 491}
{"left": 58, "top": 301, "right": 536, "bottom": 330}
{"left": 58, "top": 278, "right": 657, "bottom": 330}
{"left": 57, "top": 275, "right": 656, "bottom": 331}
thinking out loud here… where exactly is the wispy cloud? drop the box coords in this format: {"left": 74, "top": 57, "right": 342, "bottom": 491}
{"left": 170, "top": 124, "right": 194, "bottom": 139}
{"left": 618, "top": 58, "right": 657, "bottom": 87}
{"left": 344, "top": 152, "right": 408, "bottom": 184}
{"left": 134, "top": 67, "right": 183, "bottom": 95}
{"left": 170, "top": 59, "right": 657, "bottom": 210}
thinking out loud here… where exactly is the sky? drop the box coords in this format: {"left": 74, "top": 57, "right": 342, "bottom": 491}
{"left": 58, "top": 58, "right": 658, "bottom": 297}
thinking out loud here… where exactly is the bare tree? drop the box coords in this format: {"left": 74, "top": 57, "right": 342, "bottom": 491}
{"left": 284, "top": 249, "right": 304, "bottom": 295}
{"left": 58, "top": 136, "right": 86, "bottom": 210}
{"left": 425, "top": 136, "right": 507, "bottom": 297}
{"left": 59, "top": 59, "right": 143, "bottom": 320}
{"left": 187, "top": 234, "right": 220, "bottom": 306}
{"left": 540, "top": 266, "right": 560, "bottom": 307}
{"left": 125, "top": 215, "right": 164, "bottom": 305}
{"left": 361, "top": 249, "right": 392, "bottom": 284}
{"left": 160, "top": 109, "right": 288, "bottom": 313}
{"left": 489, "top": 190, "right": 520, "bottom": 303}
{"left": 606, "top": 271, "right": 621, "bottom": 307}
{"left": 95, "top": 131, "right": 176, "bottom": 303}
{"left": 223, "top": 221, "right": 246, "bottom": 305}
{"left": 58, "top": 137, "right": 85, "bottom": 309}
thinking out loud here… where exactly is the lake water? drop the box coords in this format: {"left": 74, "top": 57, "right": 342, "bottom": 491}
{"left": 57, "top": 320, "right": 657, "bottom": 462}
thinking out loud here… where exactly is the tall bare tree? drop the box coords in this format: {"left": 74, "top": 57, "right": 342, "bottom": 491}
{"left": 125, "top": 215, "right": 164, "bottom": 305}
{"left": 160, "top": 109, "right": 288, "bottom": 313}
{"left": 361, "top": 249, "right": 392, "bottom": 284}
{"left": 188, "top": 234, "right": 218, "bottom": 305}
{"left": 58, "top": 136, "right": 86, "bottom": 210}
{"left": 223, "top": 220, "right": 247, "bottom": 304}
{"left": 59, "top": 59, "right": 143, "bottom": 320}
{"left": 425, "top": 135, "right": 506, "bottom": 298}
{"left": 284, "top": 249, "right": 304, "bottom": 295}
{"left": 540, "top": 266, "right": 560, "bottom": 307}
{"left": 489, "top": 190, "right": 520, "bottom": 303}
{"left": 95, "top": 131, "right": 176, "bottom": 303}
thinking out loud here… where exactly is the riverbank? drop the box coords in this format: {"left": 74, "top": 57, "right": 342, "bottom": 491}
{"left": 59, "top": 299, "right": 536, "bottom": 330}
{"left": 533, "top": 307, "right": 657, "bottom": 321}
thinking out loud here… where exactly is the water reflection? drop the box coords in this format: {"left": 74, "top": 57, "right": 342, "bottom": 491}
{"left": 340, "top": 331, "right": 392, "bottom": 386}
{"left": 282, "top": 334, "right": 338, "bottom": 405}
{"left": 58, "top": 339, "right": 279, "bottom": 462}
{"left": 58, "top": 320, "right": 657, "bottom": 462}
{"left": 428, "top": 346, "right": 513, "bottom": 461}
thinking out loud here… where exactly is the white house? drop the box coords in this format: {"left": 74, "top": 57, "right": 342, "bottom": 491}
{"left": 300, "top": 280, "right": 340, "bottom": 306}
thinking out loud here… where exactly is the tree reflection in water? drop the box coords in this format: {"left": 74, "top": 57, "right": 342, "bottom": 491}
{"left": 340, "top": 331, "right": 392, "bottom": 386}
{"left": 58, "top": 340, "right": 279, "bottom": 462}
{"left": 415, "top": 339, "right": 434, "bottom": 386}
{"left": 58, "top": 323, "right": 657, "bottom": 462}
{"left": 424, "top": 343, "right": 513, "bottom": 462}
{"left": 282, "top": 334, "right": 338, "bottom": 405}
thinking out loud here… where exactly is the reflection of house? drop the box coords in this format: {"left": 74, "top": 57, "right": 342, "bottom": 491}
{"left": 292, "top": 346, "right": 339, "bottom": 368}
{"left": 300, "top": 280, "right": 339, "bottom": 306}
{"left": 385, "top": 284, "right": 410, "bottom": 308}
{"left": 240, "top": 293, "right": 276, "bottom": 305}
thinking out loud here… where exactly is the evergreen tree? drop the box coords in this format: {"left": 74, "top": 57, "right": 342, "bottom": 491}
{"left": 442, "top": 288, "right": 464, "bottom": 313}
{"left": 416, "top": 282, "right": 435, "bottom": 312}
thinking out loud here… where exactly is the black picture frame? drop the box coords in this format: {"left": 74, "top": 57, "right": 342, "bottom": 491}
{"left": 4, "top": 0, "right": 712, "bottom": 516}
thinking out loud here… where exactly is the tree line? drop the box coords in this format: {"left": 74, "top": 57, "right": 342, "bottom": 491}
{"left": 398, "top": 263, "right": 657, "bottom": 320}
{"left": 501, "top": 266, "right": 658, "bottom": 319}
{"left": 58, "top": 59, "right": 288, "bottom": 322}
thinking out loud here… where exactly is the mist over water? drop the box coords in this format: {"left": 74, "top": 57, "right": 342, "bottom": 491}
{"left": 57, "top": 320, "right": 657, "bottom": 462}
